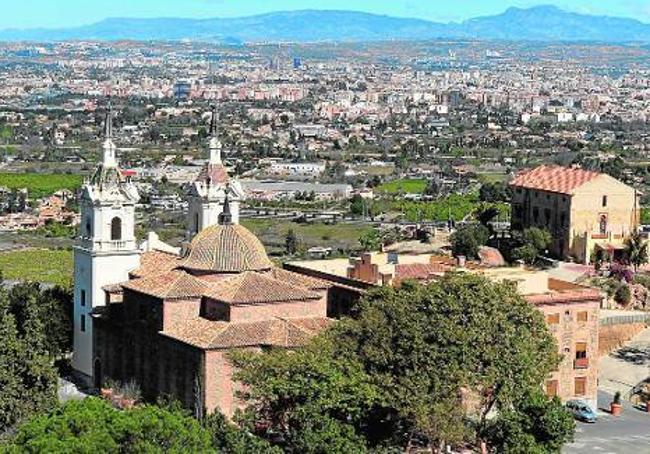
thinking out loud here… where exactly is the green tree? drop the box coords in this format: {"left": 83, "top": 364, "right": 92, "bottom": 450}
{"left": 331, "top": 274, "right": 560, "bottom": 450}
{"left": 229, "top": 337, "right": 377, "bottom": 453}
{"left": 484, "top": 390, "right": 575, "bottom": 453}
{"left": 284, "top": 228, "right": 300, "bottom": 255}
{"left": 479, "top": 182, "right": 509, "bottom": 203}
{"left": 359, "top": 229, "right": 382, "bottom": 252}
{"left": 512, "top": 228, "right": 552, "bottom": 265}
{"left": 2, "top": 398, "right": 215, "bottom": 453}
{"left": 0, "top": 287, "right": 57, "bottom": 432}
{"left": 625, "top": 232, "right": 649, "bottom": 272}
{"left": 7, "top": 283, "right": 73, "bottom": 358}
{"left": 231, "top": 274, "right": 563, "bottom": 452}
{"left": 349, "top": 194, "right": 365, "bottom": 217}
{"left": 450, "top": 224, "right": 490, "bottom": 259}
{"left": 202, "top": 412, "right": 281, "bottom": 454}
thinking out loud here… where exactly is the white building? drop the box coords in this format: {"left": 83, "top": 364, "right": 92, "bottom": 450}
{"left": 72, "top": 107, "right": 141, "bottom": 383}
{"left": 186, "top": 107, "right": 244, "bottom": 238}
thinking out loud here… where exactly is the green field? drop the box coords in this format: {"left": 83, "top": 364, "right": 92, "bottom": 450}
{"left": 0, "top": 248, "right": 73, "bottom": 286}
{"left": 392, "top": 193, "right": 509, "bottom": 222}
{"left": 0, "top": 173, "right": 83, "bottom": 198}
{"left": 378, "top": 178, "right": 428, "bottom": 194}
{"left": 242, "top": 219, "right": 373, "bottom": 253}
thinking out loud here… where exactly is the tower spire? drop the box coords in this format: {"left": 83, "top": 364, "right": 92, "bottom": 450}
{"left": 208, "top": 105, "right": 222, "bottom": 165}
{"left": 102, "top": 101, "right": 117, "bottom": 167}
{"left": 218, "top": 189, "right": 232, "bottom": 225}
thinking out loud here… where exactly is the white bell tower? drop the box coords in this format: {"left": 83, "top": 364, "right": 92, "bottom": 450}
{"left": 186, "top": 106, "right": 244, "bottom": 238}
{"left": 72, "top": 105, "right": 141, "bottom": 383}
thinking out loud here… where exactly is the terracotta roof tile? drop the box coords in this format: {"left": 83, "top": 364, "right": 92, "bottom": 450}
{"left": 130, "top": 250, "right": 180, "bottom": 279}
{"left": 123, "top": 269, "right": 207, "bottom": 300}
{"left": 268, "top": 268, "right": 331, "bottom": 290}
{"left": 182, "top": 224, "right": 273, "bottom": 273}
{"left": 207, "top": 272, "right": 322, "bottom": 305}
{"left": 394, "top": 263, "right": 447, "bottom": 282}
{"left": 160, "top": 317, "right": 332, "bottom": 349}
{"left": 509, "top": 165, "right": 601, "bottom": 195}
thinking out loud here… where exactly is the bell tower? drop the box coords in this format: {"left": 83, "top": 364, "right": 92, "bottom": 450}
{"left": 72, "top": 104, "right": 141, "bottom": 383}
{"left": 186, "top": 106, "right": 244, "bottom": 238}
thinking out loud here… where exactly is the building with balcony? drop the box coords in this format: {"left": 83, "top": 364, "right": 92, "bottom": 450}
{"left": 509, "top": 165, "right": 640, "bottom": 263}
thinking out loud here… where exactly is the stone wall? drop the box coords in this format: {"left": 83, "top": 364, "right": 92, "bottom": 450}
{"left": 598, "top": 322, "right": 647, "bottom": 356}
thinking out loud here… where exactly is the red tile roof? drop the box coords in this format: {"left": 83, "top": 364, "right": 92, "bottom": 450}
{"left": 207, "top": 272, "right": 321, "bottom": 305}
{"left": 123, "top": 269, "right": 207, "bottom": 300}
{"left": 394, "top": 263, "right": 448, "bottom": 283}
{"left": 160, "top": 317, "right": 332, "bottom": 349}
{"left": 130, "top": 250, "right": 180, "bottom": 279}
{"left": 509, "top": 165, "right": 601, "bottom": 195}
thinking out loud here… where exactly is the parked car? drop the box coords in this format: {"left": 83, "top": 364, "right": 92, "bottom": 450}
{"left": 566, "top": 399, "right": 597, "bottom": 423}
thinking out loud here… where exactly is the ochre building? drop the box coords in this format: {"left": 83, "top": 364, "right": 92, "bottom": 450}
{"left": 509, "top": 165, "right": 639, "bottom": 263}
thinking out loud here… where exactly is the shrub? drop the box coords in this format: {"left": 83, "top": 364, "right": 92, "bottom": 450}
{"left": 614, "top": 285, "right": 632, "bottom": 306}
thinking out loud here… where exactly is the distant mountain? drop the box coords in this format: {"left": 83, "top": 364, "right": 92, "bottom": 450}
{"left": 1, "top": 6, "right": 650, "bottom": 43}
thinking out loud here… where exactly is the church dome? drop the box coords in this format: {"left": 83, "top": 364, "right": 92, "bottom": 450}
{"left": 182, "top": 224, "right": 273, "bottom": 273}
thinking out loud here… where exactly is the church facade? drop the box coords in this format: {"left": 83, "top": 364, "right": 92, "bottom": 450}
{"left": 73, "top": 107, "right": 333, "bottom": 416}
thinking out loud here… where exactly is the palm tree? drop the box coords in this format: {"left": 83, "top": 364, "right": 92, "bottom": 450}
{"left": 625, "top": 232, "right": 649, "bottom": 272}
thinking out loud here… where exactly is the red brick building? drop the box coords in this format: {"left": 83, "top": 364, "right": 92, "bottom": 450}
{"left": 93, "top": 215, "right": 332, "bottom": 417}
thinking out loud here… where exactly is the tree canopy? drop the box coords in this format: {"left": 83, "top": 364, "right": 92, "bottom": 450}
{"left": 2, "top": 398, "right": 215, "bottom": 453}
{"left": 450, "top": 224, "right": 490, "bottom": 259}
{"left": 230, "top": 274, "right": 566, "bottom": 452}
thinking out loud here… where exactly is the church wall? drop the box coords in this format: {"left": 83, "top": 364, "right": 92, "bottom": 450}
{"left": 95, "top": 301, "right": 204, "bottom": 413}
{"left": 73, "top": 249, "right": 140, "bottom": 378}
{"left": 163, "top": 298, "right": 202, "bottom": 330}
{"left": 204, "top": 348, "right": 259, "bottom": 418}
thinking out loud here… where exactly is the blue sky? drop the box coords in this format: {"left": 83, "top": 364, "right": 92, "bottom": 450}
{"left": 3, "top": 0, "right": 650, "bottom": 29}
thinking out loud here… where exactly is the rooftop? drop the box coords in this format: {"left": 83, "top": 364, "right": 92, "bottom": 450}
{"left": 509, "top": 164, "right": 602, "bottom": 195}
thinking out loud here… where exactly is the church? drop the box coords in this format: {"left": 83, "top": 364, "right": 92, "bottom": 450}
{"left": 72, "top": 106, "right": 333, "bottom": 416}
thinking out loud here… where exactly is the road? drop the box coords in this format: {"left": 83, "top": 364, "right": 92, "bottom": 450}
{"left": 564, "top": 390, "right": 650, "bottom": 453}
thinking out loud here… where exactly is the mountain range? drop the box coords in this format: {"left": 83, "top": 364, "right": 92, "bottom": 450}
{"left": 2, "top": 5, "right": 650, "bottom": 43}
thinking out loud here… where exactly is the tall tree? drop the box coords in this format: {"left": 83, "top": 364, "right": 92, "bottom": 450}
{"left": 284, "top": 228, "right": 300, "bottom": 255}
{"left": 450, "top": 224, "right": 490, "bottom": 259}
{"left": 0, "top": 289, "right": 57, "bottom": 432}
{"left": 3, "top": 398, "right": 215, "bottom": 453}
{"left": 230, "top": 275, "right": 565, "bottom": 452}
{"left": 331, "top": 275, "right": 560, "bottom": 449}
{"left": 625, "top": 231, "right": 649, "bottom": 272}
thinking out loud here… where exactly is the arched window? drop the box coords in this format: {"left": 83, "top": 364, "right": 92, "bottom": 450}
{"left": 85, "top": 217, "right": 92, "bottom": 237}
{"left": 110, "top": 217, "right": 122, "bottom": 241}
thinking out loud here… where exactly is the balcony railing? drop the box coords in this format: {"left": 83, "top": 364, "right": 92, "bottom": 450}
{"left": 78, "top": 238, "right": 133, "bottom": 252}
{"left": 574, "top": 357, "right": 589, "bottom": 369}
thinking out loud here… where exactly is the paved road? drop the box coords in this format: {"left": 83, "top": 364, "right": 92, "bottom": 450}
{"left": 565, "top": 391, "right": 650, "bottom": 453}
{"left": 599, "top": 328, "right": 650, "bottom": 398}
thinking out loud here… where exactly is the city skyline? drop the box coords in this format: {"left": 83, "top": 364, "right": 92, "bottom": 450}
{"left": 2, "top": 0, "right": 650, "bottom": 30}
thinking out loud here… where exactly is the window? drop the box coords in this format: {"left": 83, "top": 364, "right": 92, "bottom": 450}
{"left": 602, "top": 195, "right": 607, "bottom": 207}
{"left": 546, "top": 313, "right": 560, "bottom": 324}
{"left": 577, "top": 311, "right": 588, "bottom": 322}
{"left": 546, "top": 380, "right": 558, "bottom": 397}
{"left": 599, "top": 214, "right": 607, "bottom": 235}
{"left": 575, "top": 342, "right": 587, "bottom": 360}
{"left": 80, "top": 314, "right": 86, "bottom": 332}
{"left": 110, "top": 217, "right": 122, "bottom": 241}
{"left": 80, "top": 289, "right": 86, "bottom": 307}
{"left": 85, "top": 217, "right": 92, "bottom": 236}
{"left": 574, "top": 377, "right": 587, "bottom": 396}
